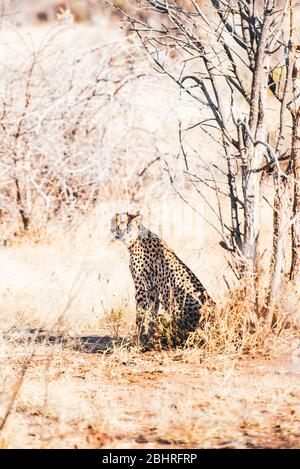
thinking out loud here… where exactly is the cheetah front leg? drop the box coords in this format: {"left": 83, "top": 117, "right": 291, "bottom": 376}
{"left": 135, "top": 287, "right": 159, "bottom": 348}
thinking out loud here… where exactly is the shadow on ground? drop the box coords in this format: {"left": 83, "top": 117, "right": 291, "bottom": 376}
{"left": 6, "top": 328, "right": 131, "bottom": 353}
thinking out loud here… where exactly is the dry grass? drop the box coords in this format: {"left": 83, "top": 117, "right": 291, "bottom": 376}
{"left": 0, "top": 277, "right": 299, "bottom": 449}
{"left": 0, "top": 328, "right": 299, "bottom": 449}
{"left": 186, "top": 285, "right": 299, "bottom": 356}
{"left": 132, "top": 280, "right": 299, "bottom": 354}
{"left": 0, "top": 3, "right": 299, "bottom": 449}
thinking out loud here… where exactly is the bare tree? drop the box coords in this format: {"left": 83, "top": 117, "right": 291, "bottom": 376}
{"left": 0, "top": 20, "right": 154, "bottom": 239}
{"left": 120, "top": 0, "right": 300, "bottom": 316}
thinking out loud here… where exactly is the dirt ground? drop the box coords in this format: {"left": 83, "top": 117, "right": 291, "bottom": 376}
{"left": 0, "top": 332, "right": 299, "bottom": 449}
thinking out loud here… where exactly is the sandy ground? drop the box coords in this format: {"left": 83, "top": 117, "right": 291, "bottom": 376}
{"left": 0, "top": 333, "right": 299, "bottom": 449}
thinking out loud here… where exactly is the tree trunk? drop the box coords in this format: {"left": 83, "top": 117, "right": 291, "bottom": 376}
{"left": 290, "top": 111, "right": 300, "bottom": 286}
{"left": 289, "top": 0, "right": 300, "bottom": 287}
{"left": 243, "top": 149, "right": 262, "bottom": 272}
{"left": 266, "top": 178, "right": 289, "bottom": 317}
{"left": 243, "top": 7, "right": 272, "bottom": 279}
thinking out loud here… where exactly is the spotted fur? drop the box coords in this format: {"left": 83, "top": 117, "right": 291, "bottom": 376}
{"left": 111, "top": 212, "right": 212, "bottom": 347}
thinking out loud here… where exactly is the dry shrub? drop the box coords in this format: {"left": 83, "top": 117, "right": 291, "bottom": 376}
{"left": 143, "top": 283, "right": 296, "bottom": 355}
{"left": 99, "top": 306, "right": 132, "bottom": 339}
{"left": 0, "top": 22, "right": 169, "bottom": 242}
{"left": 186, "top": 285, "right": 295, "bottom": 357}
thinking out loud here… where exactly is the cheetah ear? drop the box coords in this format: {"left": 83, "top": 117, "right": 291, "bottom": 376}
{"left": 127, "top": 211, "right": 141, "bottom": 219}
{"left": 134, "top": 211, "right": 142, "bottom": 218}
{"left": 129, "top": 212, "right": 143, "bottom": 226}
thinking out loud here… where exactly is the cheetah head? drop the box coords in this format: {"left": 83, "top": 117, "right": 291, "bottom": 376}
{"left": 111, "top": 212, "right": 143, "bottom": 246}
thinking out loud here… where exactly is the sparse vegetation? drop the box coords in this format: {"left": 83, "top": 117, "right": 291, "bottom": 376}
{"left": 0, "top": 0, "right": 299, "bottom": 449}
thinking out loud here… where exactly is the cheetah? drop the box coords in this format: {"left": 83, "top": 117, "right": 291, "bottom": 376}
{"left": 111, "top": 212, "right": 213, "bottom": 347}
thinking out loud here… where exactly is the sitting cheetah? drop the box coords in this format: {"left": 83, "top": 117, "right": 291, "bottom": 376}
{"left": 111, "top": 212, "right": 213, "bottom": 347}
